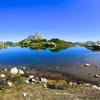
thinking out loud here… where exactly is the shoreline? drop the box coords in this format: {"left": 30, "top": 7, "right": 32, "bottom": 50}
{"left": 0, "top": 66, "right": 100, "bottom": 85}
{"left": 0, "top": 67, "right": 100, "bottom": 99}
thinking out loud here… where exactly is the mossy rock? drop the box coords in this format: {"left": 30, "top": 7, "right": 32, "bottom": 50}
{"left": 47, "top": 80, "right": 68, "bottom": 90}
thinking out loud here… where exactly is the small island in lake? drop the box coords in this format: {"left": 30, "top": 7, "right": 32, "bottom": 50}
{"left": 18, "top": 32, "right": 75, "bottom": 52}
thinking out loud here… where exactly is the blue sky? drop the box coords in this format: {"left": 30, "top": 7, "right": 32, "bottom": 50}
{"left": 0, "top": 0, "right": 100, "bottom": 42}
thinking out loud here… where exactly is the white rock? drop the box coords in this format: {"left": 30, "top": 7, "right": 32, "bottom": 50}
{"left": 97, "top": 87, "right": 100, "bottom": 91}
{"left": 92, "top": 85, "right": 98, "bottom": 89}
{"left": 94, "top": 74, "right": 99, "bottom": 78}
{"left": 43, "top": 84, "right": 47, "bottom": 88}
{"left": 19, "top": 69, "right": 24, "bottom": 75}
{"left": 42, "top": 84, "right": 48, "bottom": 89}
{"left": 41, "top": 78, "right": 47, "bottom": 83}
{"left": 10, "top": 67, "right": 18, "bottom": 75}
{"left": 25, "top": 80, "right": 29, "bottom": 84}
{"left": 32, "top": 79, "right": 36, "bottom": 82}
{"left": 0, "top": 74, "right": 6, "bottom": 78}
{"left": 85, "top": 64, "right": 91, "bottom": 67}
{"left": 7, "top": 82, "right": 13, "bottom": 86}
{"left": 69, "top": 82, "right": 73, "bottom": 86}
{"left": 23, "top": 93, "right": 27, "bottom": 97}
{"left": 85, "top": 83, "right": 91, "bottom": 86}
{"left": 73, "top": 82, "right": 77, "bottom": 86}
{"left": 29, "top": 75, "right": 34, "bottom": 79}
{"left": 35, "top": 77, "right": 40, "bottom": 83}
{"left": 22, "top": 67, "right": 26, "bottom": 70}
{"left": 4, "top": 68, "right": 8, "bottom": 71}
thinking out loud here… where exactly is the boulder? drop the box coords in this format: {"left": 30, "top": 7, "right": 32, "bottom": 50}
{"left": 7, "top": 82, "right": 13, "bottom": 87}
{"left": 94, "top": 74, "right": 99, "bottom": 78}
{"left": 29, "top": 75, "right": 34, "bottom": 79}
{"left": 0, "top": 74, "right": 6, "bottom": 78}
{"left": 25, "top": 80, "right": 30, "bottom": 84}
{"left": 19, "top": 69, "right": 24, "bottom": 75}
{"left": 10, "top": 67, "right": 18, "bottom": 75}
{"left": 41, "top": 78, "right": 47, "bottom": 83}
{"left": 84, "top": 64, "right": 91, "bottom": 67}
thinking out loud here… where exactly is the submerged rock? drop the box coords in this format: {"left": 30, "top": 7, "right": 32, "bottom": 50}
{"left": 22, "top": 67, "right": 26, "bottom": 70}
{"left": 94, "top": 74, "right": 99, "bottom": 78}
{"left": 84, "top": 64, "right": 91, "bottom": 67}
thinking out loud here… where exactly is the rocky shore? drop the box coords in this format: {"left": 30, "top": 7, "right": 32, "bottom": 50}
{"left": 0, "top": 67, "right": 99, "bottom": 100}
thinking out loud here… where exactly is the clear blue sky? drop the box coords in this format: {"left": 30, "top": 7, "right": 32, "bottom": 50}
{"left": 0, "top": 0, "right": 100, "bottom": 42}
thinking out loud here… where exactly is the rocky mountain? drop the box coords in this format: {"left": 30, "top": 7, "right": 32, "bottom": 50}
{"left": 24, "top": 32, "right": 43, "bottom": 42}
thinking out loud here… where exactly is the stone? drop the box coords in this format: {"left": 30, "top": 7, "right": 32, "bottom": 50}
{"left": 94, "top": 74, "right": 99, "bottom": 78}
{"left": 42, "top": 84, "right": 48, "bottom": 89}
{"left": 97, "top": 87, "right": 100, "bottom": 91}
{"left": 10, "top": 67, "right": 18, "bottom": 75}
{"left": 85, "top": 83, "right": 91, "bottom": 86}
{"left": 41, "top": 78, "right": 47, "bottom": 83}
{"left": 73, "top": 82, "right": 77, "bottom": 86}
{"left": 84, "top": 64, "right": 91, "bottom": 67}
{"left": 32, "top": 79, "right": 36, "bottom": 82}
{"left": 19, "top": 69, "right": 24, "bottom": 75}
{"left": 69, "top": 82, "right": 73, "bottom": 86}
{"left": 4, "top": 68, "right": 8, "bottom": 71}
{"left": 29, "top": 75, "right": 34, "bottom": 79}
{"left": 23, "top": 93, "right": 27, "bottom": 97}
{"left": 7, "top": 82, "right": 13, "bottom": 87}
{"left": 92, "top": 85, "right": 98, "bottom": 89}
{"left": 25, "top": 80, "right": 29, "bottom": 84}
{"left": 22, "top": 67, "right": 26, "bottom": 70}
{"left": 0, "top": 74, "right": 6, "bottom": 78}
{"left": 35, "top": 77, "right": 40, "bottom": 83}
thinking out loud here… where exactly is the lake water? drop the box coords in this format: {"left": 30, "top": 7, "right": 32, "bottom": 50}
{"left": 0, "top": 46, "right": 100, "bottom": 69}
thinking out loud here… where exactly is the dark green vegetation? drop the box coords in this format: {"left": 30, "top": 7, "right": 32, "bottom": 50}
{"left": 0, "top": 42, "right": 7, "bottom": 48}
{"left": 0, "top": 41, "right": 17, "bottom": 49}
{"left": 84, "top": 44, "right": 100, "bottom": 51}
{"left": 5, "top": 41, "right": 16, "bottom": 47}
{"left": 75, "top": 41, "right": 100, "bottom": 51}
{"left": 18, "top": 33, "right": 75, "bottom": 52}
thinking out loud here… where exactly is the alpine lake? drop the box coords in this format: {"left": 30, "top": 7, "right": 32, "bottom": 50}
{"left": 0, "top": 46, "right": 99, "bottom": 70}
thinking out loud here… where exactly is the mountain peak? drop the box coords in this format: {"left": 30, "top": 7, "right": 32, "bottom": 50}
{"left": 24, "top": 32, "right": 44, "bottom": 42}
{"left": 33, "top": 32, "right": 43, "bottom": 40}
